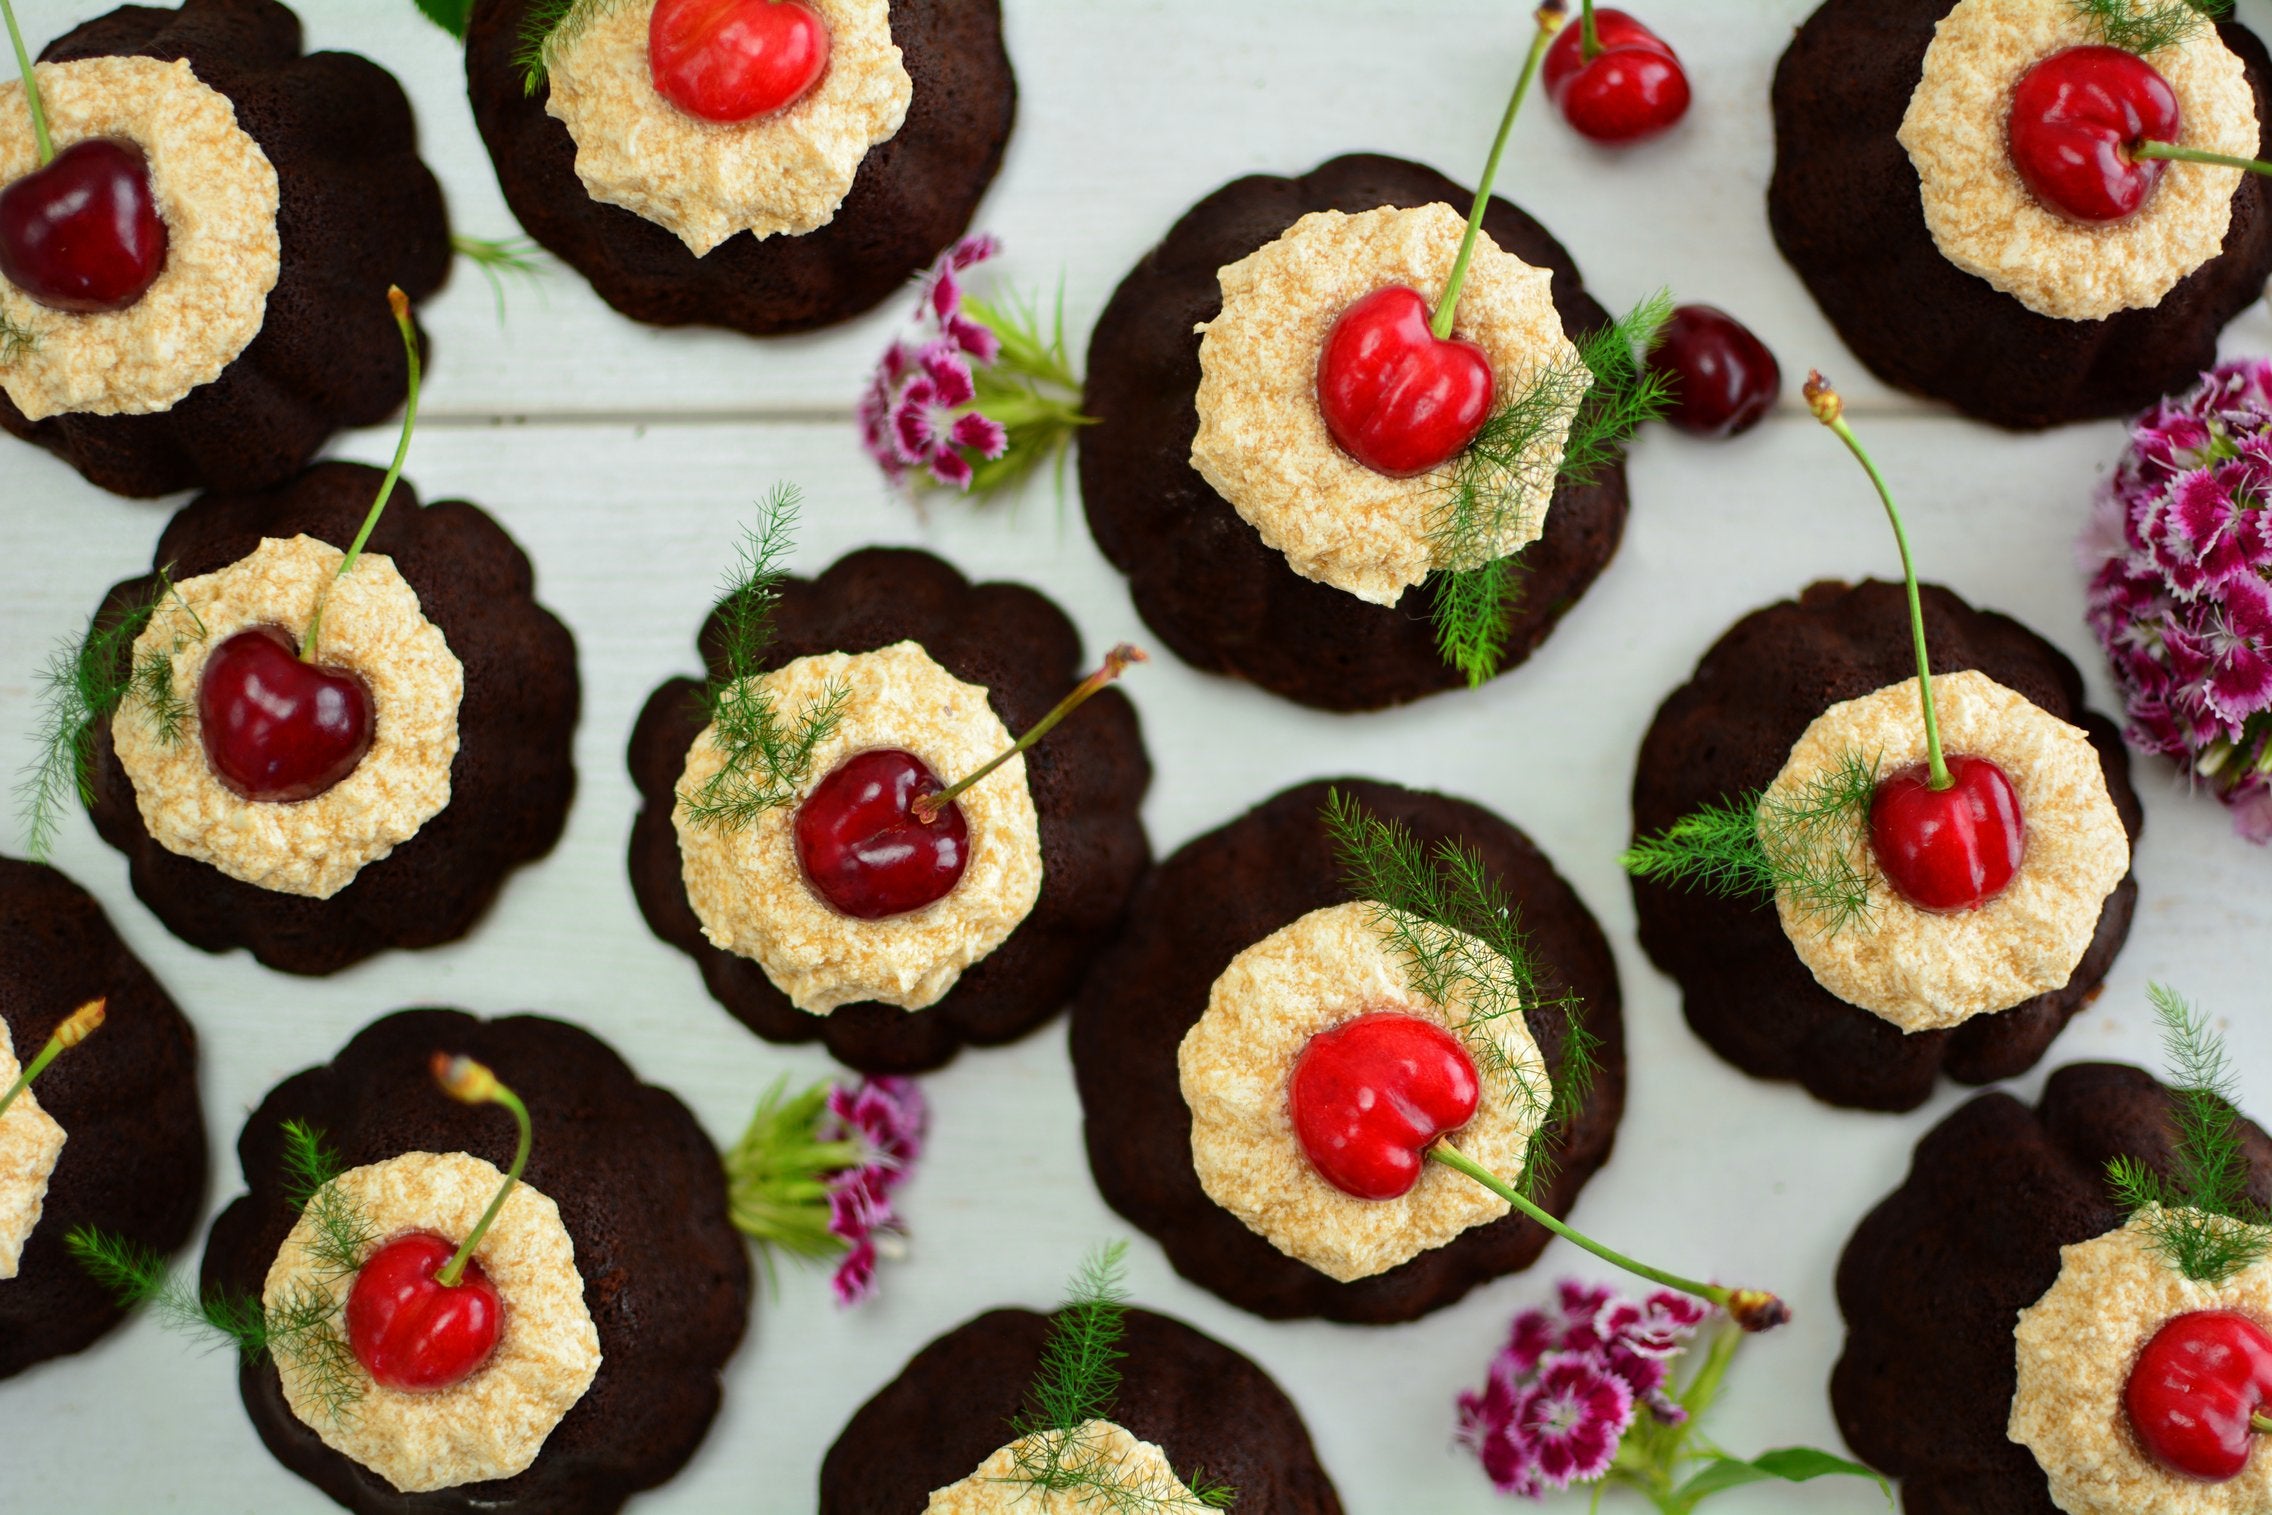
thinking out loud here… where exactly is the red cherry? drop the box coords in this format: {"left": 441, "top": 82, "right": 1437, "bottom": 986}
{"left": 1315, "top": 286, "right": 1497, "bottom": 478}
{"left": 649, "top": 0, "right": 830, "bottom": 124}
{"left": 2007, "top": 46, "right": 2180, "bottom": 224}
{"left": 2123, "top": 1310, "right": 2272, "bottom": 1482}
{"left": 0, "top": 138, "right": 167, "bottom": 314}
{"left": 1289, "top": 1011, "right": 1481, "bottom": 1201}
{"left": 1647, "top": 304, "right": 1780, "bottom": 439}
{"left": 196, "top": 626, "right": 375, "bottom": 804}
{"left": 344, "top": 1231, "right": 502, "bottom": 1394}
{"left": 1868, "top": 753, "right": 2027, "bottom": 913}
{"left": 793, "top": 748, "right": 969, "bottom": 921}
{"left": 1543, "top": 10, "right": 1691, "bottom": 145}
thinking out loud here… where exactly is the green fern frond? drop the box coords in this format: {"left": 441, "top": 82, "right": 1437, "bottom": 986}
{"left": 514, "top": 0, "right": 636, "bottom": 94}
{"left": 279, "top": 1122, "right": 376, "bottom": 1280}
{"left": 64, "top": 1227, "right": 269, "bottom": 1359}
{"left": 411, "top": 0, "right": 472, "bottom": 36}
{"left": 0, "top": 310, "right": 35, "bottom": 364}
{"left": 2076, "top": 0, "right": 2230, "bottom": 54}
{"left": 1562, "top": 289, "right": 1676, "bottom": 487}
{"left": 451, "top": 234, "right": 548, "bottom": 321}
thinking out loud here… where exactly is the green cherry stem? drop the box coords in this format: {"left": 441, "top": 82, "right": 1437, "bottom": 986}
{"left": 1426, "top": 1141, "right": 1790, "bottom": 1331}
{"left": 1579, "top": 0, "right": 1602, "bottom": 59}
{"left": 0, "top": 0, "right": 53, "bottom": 166}
{"left": 1806, "top": 371, "right": 1951, "bottom": 792}
{"left": 2255, "top": 1412, "right": 2272, "bottom": 1435}
{"left": 2133, "top": 141, "right": 2272, "bottom": 177}
{"left": 0, "top": 998, "right": 103, "bottom": 1119}
{"left": 301, "top": 286, "right": 420, "bottom": 663}
{"left": 429, "top": 1053, "right": 530, "bottom": 1290}
{"left": 1431, "top": 1, "right": 1567, "bottom": 341}
{"left": 912, "top": 643, "right": 1146, "bottom": 822}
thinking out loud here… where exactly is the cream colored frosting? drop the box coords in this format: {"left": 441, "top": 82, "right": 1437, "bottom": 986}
{"left": 673, "top": 641, "right": 1043, "bottom": 1014}
{"left": 1191, "top": 204, "right": 1583, "bottom": 606}
{"left": 0, "top": 1018, "right": 67, "bottom": 1281}
{"left": 263, "top": 1152, "right": 601, "bottom": 1494}
{"left": 2010, "top": 1210, "right": 2272, "bottom": 1514}
{"left": 1900, "top": 0, "right": 2259, "bottom": 320}
{"left": 1766, "top": 670, "right": 2129, "bottom": 1031}
{"left": 543, "top": 0, "right": 911, "bottom": 255}
{"left": 924, "top": 1421, "right": 1210, "bottom": 1513}
{"left": 1179, "top": 901, "right": 1551, "bottom": 1283}
{"left": 112, "top": 535, "right": 463, "bottom": 900}
{"left": 0, "top": 57, "right": 280, "bottom": 420}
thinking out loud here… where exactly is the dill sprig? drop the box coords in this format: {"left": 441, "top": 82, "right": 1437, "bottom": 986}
{"left": 2107, "top": 984, "right": 2272, "bottom": 1286}
{"left": 2076, "top": 0, "right": 2229, "bottom": 54}
{"left": 1324, "top": 788, "right": 1593, "bottom": 1199}
{"left": 0, "top": 308, "right": 35, "bottom": 364}
{"left": 280, "top": 1120, "right": 376, "bottom": 1281}
{"left": 678, "top": 486, "right": 850, "bottom": 832}
{"left": 514, "top": 0, "right": 634, "bottom": 94}
{"left": 451, "top": 233, "right": 549, "bottom": 322}
{"left": 411, "top": 0, "right": 471, "bottom": 36}
{"left": 1620, "top": 750, "right": 1882, "bottom": 938}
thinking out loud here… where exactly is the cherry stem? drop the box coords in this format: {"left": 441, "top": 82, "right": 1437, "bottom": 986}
{"left": 2256, "top": 1412, "right": 2272, "bottom": 1435}
{"left": 429, "top": 1053, "right": 531, "bottom": 1290}
{"left": 2133, "top": 141, "right": 2272, "bottom": 177}
{"left": 1580, "top": 0, "right": 1601, "bottom": 60}
{"left": 1431, "top": 1, "right": 1566, "bottom": 342}
{"left": 1427, "top": 1141, "right": 1789, "bottom": 1331}
{"left": 301, "top": 286, "right": 419, "bottom": 664}
{"left": 1805, "top": 371, "right": 1951, "bottom": 791}
{"left": 912, "top": 643, "right": 1147, "bottom": 822}
{"left": 0, "top": 998, "right": 103, "bottom": 1120}
{"left": 0, "top": 0, "right": 52, "bottom": 166}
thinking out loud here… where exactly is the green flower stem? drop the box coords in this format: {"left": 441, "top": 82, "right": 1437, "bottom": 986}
{"left": 0, "top": 0, "right": 52, "bottom": 165}
{"left": 1580, "top": 0, "right": 1601, "bottom": 59}
{"left": 430, "top": 1055, "right": 530, "bottom": 1290}
{"left": 302, "top": 287, "right": 419, "bottom": 662}
{"left": 1806, "top": 372, "right": 1950, "bottom": 791}
{"left": 1432, "top": 2, "right": 1566, "bottom": 341}
{"left": 915, "top": 644, "right": 1145, "bottom": 820}
{"left": 2134, "top": 141, "right": 2272, "bottom": 177}
{"left": 0, "top": 998, "right": 102, "bottom": 1119}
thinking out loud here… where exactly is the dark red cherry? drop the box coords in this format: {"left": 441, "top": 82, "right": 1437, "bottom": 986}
{"left": 1647, "top": 304, "right": 1780, "bottom": 438}
{"left": 2007, "top": 46, "right": 2179, "bottom": 224}
{"left": 344, "top": 1231, "right": 503, "bottom": 1395}
{"left": 196, "top": 626, "right": 375, "bottom": 804}
{"left": 649, "top": 0, "right": 830, "bottom": 123}
{"left": 1542, "top": 10, "right": 1691, "bottom": 145}
{"left": 2123, "top": 1310, "right": 2272, "bottom": 1482}
{"left": 1868, "top": 753, "right": 2026, "bottom": 913}
{"left": 794, "top": 748, "right": 969, "bottom": 920}
{"left": 1289, "top": 1012, "right": 1480, "bottom": 1201}
{"left": 1315, "top": 285, "right": 1496, "bottom": 477}
{"left": 0, "top": 138, "right": 167, "bottom": 314}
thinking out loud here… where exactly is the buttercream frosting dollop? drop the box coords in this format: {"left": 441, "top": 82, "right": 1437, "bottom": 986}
{"left": 0, "top": 1018, "right": 66, "bottom": 1281}
{"left": 924, "top": 1420, "right": 1210, "bottom": 1513}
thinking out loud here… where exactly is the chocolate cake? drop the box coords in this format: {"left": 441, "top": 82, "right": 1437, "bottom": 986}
{"left": 1768, "top": 0, "right": 2272, "bottom": 430}
{"left": 820, "top": 1304, "right": 1344, "bottom": 1513}
{"left": 200, "top": 1009, "right": 749, "bottom": 1515}
{"left": 629, "top": 546, "right": 1150, "bottom": 1074}
{"left": 0, "top": 0, "right": 449, "bottom": 497}
{"left": 1069, "top": 778, "right": 1625, "bottom": 1325}
{"left": 465, "top": 0, "right": 1015, "bottom": 335}
{"left": 82, "top": 462, "right": 579, "bottom": 976}
{"left": 1079, "top": 153, "right": 1629, "bottom": 712}
{"left": 0, "top": 857, "right": 204, "bottom": 1380}
{"left": 1832, "top": 1061, "right": 2272, "bottom": 1512}
{"left": 1630, "top": 579, "right": 2143, "bottom": 1113}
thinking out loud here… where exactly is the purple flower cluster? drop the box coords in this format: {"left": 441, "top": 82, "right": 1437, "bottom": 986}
{"left": 1457, "top": 1280, "right": 1711, "bottom": 1497}
{"left": 860, "top": 235, "right": 1011, "bottom": 490}
{"left": 819, "top": 1077, "right": 927, "bottom": 1307}
{"left": 2085, "top": 359, "right": 2272, "bottom": 842}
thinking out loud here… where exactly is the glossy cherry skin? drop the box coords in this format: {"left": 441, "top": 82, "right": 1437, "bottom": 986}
{"left": 1315, "top": 285, "right": 1496, "bottom": 477}
{"left": 794, "top": 748, "right": 969, "bottom": 920}
{"left": 2007, "top": 46, "right": 2180, "bottom": 224}
{"left": 0, "top": 138, "right": 168, "bottom": 313}
{"left": 649, "top": 0, "right": 830, "bottom": 123}
{"left": 1289, "top": 1011, "right": 1481, "bottom": 1201}
{"left": 1647, "top": 304, "right": 1780, "bottom": 439}
{"left": 1868, "top": 753, "right": 2027, "bottom": 913}
{"left": 344, "top": 1232, "right": 503, "bottom": 1394}
{"left": 196, "top": 625, "right": 375, "bottom": 804}
{"left": 2123, "top": 1310, "right": 2272, "bottom": 1481}
{"left": 1542, "top": 10, "right": 1692, "bottom": 145}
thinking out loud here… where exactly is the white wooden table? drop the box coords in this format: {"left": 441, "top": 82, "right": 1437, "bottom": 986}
{"left": 4, "top": 2, "right": 2268, "bottom": 1510}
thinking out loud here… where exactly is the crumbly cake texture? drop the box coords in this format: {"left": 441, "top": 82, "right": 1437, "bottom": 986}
{"left": 924, "top": 1421, "right": 1207, "bottom": 1514}
{"left": 0, "top": 57, "right": 280, "bottom": 421}
{"left": 112, "top": 535, "right": 463, "bottom": 901}
{"left": 0, "top": 1018, "right": 66, "bottom": 1281}
{"left": 2009, "top": 1211, "right": 2272, "bottom": 1515}
{"left": 1766, "top": 670, "right": 2130, "bottom": 1031}
{"left": 1900, "top": 0, "right": 2258, "bottom": 321}
{"left": 545, "top": 0, "right": 912, "bottom": 256}
{"left": 1189, "top": 204, "right": 1582, "bottom": 606}
{"left": 673, "top": 641, "right": 1042, "bottom": 1015}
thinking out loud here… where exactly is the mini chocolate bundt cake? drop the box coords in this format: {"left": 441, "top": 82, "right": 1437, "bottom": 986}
{"left": 82, "top": 463, "right": 578, "bottom": 975}
{"left": 1631, "top": 580, "right": 2142, "bottom": 1113}
{"left": 1768, "top": 0, "right": 2272, "bottom": 430}
{"left": 1080, "top": 153, "right": 1629, "bottom": 712}
{"left": 0, "top": 857, "right": 204, "bottom": 1380}
{"left": 629, "top": 546, "right": 1150, "bottom": 1074}
{"left": 0, "top": 0, "right": 448, "bottom": 496}
{"left": 820, "top": 1305, "right": 1344, "bottom": 1513}
{"left": 1832, "top": 1061, "right": 2272, "bottom": 1513}
{"left": 200, "top": 1009, "right": 750, "bottom": 1515}
{"left": 1069, "top": 778, "right": 1625, "bottom": 1325}
{"left": 465, "top": 0, "right": 1014, "bottom": 334}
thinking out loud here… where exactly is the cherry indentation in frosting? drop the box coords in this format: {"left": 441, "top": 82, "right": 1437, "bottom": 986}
{"left": 793, "top": 747, "right": 969, "bottom": 921}
{"left": 196, "top": 625, "right": 376, "bottom": 804}
{"left": 1315, "top": 285, "right": 1497, "bottom": 478}
{"left": 344, "top": 1231, "right": 503, "bottom": 1395}
{"left": 1542, "top": 10, "right": 1692, "bottom": 145}
{"left": 1289, "top": 1011, "right": 1481, "bottom": 1201}
{"left": 0, "top": 138, "right": 168, "bottom": 313}
{"left": 649, "top": 0, "right": 831, "bottom": 124}
{"left": 2123, "top": 1309, "right": 2272, "bottom": 1482}
{"left": 2007, "top": 45, "right": 2180, "bottom": 224}
{"left": 1868, "top": 753, "right": 2027, "bottom": 913}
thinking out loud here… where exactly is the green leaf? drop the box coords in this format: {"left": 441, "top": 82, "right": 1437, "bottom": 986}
{"left": 1674, "top": 1447, "right": 1890, "bottom": 1505}
{"left": 412, "top": 0, "right": 472, "bottom": 36}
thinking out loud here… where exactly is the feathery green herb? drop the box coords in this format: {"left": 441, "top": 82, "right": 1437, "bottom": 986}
{"left": 0, "top": 310, "right": 34, "bottom": 365}
{"left": 411, "top": 0, "right": 472, "bottom": 36}
{"left": 2107, "top": 985, "right": 2271, "bottom": 1286}
{"left": 2076, "top": 0, "right": 2230, "bottom": 54}
{"left": 722, "top": 1076, "right": 866, "bottom": 1287}
{"left": 280, "top": 1120, "right": 376, "bottom": 1281}
{"left": 514, "top": 0, "right": 633, "bottom": 93}
{"left": 451, "top": 234, "right": 548, "bottom": 321}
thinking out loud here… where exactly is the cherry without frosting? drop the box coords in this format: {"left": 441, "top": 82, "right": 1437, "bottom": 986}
{"left": 197, "top": 625, "right": 376, "bottom": 804}
{"left": 1289, "top": 1011, "right": 1481, "bottom": 1201}
{"left": 0, "top": 138, "right": 167, "bottom": 313}
{"left": 344, "top": 1232, "right": 503, "bottom": 1394}
{"left": 1647, "top": 304, "right": 1780, "bottom": 439}
{"left": 1315, "top": 286, "right": 1497, "bottom": 478}
{"left": 2124, "top": 1309, "right": 2272, "bottom": 1482}
{"left": 794, "top": 748, "right": 969, "bottom": 921}
{"left": 2007, "top": 46, "right": 2180, "bottom": 224}
{"left": 649, "top": 0, "right": 831, "bottom": 124}
{"left": 1542, "top": 8, "right": 1691, "bottom": 145}
{"left": 1868, "top": 753, "right": 2026, "bottom": 913}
